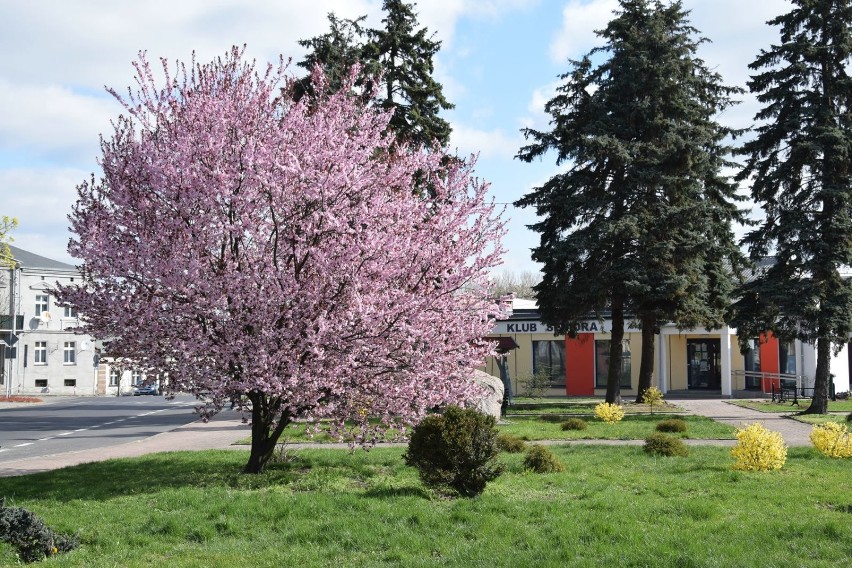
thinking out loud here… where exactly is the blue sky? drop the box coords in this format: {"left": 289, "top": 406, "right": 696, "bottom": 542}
{"left": 0, "top": 0, "right": 791, "bottom": 273}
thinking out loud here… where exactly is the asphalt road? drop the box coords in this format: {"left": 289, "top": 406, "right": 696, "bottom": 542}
{"left": 0, "top": 395, "right": 206, "bottom": 462}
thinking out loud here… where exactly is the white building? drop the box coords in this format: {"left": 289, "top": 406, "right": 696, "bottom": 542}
{"left": 0, "top": 245, "right": 103, "bottom": 396}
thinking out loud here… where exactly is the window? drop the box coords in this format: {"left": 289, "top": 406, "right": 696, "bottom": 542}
{"left": 744, "top": 338, "right": 761, "bottom": 389}
{"left": 63, "top": 342, "right": 76, "bottom": 364}
{"left": 532, "top": 340, "right": 566, "bottom": 387}
{"left": 35, "top": 295, "right": 49, "bottom": 316}
{"left": 34, "top": 341, "right": 47, "bottom": 365}
{"left": 595, "top": 340, "right": 632, "bottom": 388}
{"left": 63, "top": 306, "right": 77, "bottom": 318}
{"left": 109, "top": 368, "right": 120, "bottom": 387}
{"left": 779, "top": 341, "right": 796, "bottom": 375}
{"left": 64, "top": 379, "right": 76, "bottom": 387}
{"left": 132, "top": 369, "right": 143, "bottom": 385}
{"left": 35, "top": 379, "right": 48, "bottom": 388}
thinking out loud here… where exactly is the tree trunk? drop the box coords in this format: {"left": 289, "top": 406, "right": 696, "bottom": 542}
{"left": 803, "top": 336, "right": 830, "bottom": 414}
{"left": 243, "top": 392, "right": 291, "bottom": 474}
{"left": 635, "top": 312, "right": 656, "bottom": 403}
{"left": 606, "top": 297, "right": 625, "bottom": 404}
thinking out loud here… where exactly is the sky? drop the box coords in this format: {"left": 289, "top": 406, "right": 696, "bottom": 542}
{"left": 0, "top": 0, "right": 792, "bottom": 274}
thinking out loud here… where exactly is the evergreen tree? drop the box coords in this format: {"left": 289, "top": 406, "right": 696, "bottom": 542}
{"left": 730, "top": 0, "right": 852, "bottom": 414}
{"left": 516, "top": 0, "right": 744, "bottom": 404}
{"left": 296, "top": 0, "right": 453, "bottom": 149}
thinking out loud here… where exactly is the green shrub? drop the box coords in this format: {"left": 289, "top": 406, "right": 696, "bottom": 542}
{"left": 643, "top": 433, "right": 689, "bottom": 457}
{"left": 655, "top": 418, "right": 687, "bottom": 433}
{"left": 0, "top": 498, "right": 79, "bottom": 563}
{"left": 538, "top": 414, "right": 564, "bottom": 423}
{"left": 497, "top": 433, "right": 527, "bottom": 453}
{"left": 523, "top": 445, "right": 566, "bottom": 473}
{"left": 404, "top": 406, "right": 504, "bottom": 497}
{"left": 560, "top": 417, "right": 588, "bottom": 431}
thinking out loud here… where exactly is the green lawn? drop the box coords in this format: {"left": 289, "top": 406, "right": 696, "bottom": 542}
{"left": 1, "top": 447, "right": 850, "bottom": 566}
{"left": 499, "top": 414, "right": 736, "bottom": 440}
{"left": 508, "top": 399, "right": 684, "bottom": 415}
{"left": 791, "top": 413, "right": 852, "bottom": 426}
{"left": 239, "top": 413, "right": 732, "bottom": 445}
{"left": 730, "top": 399, "right": 852, "bottom": 413}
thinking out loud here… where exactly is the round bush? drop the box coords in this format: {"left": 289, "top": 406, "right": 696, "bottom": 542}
{"left": 404, "top": 406, "right": 504, "bottom": 497}
{"left": 655, "top": 418, "right": 687, "bottom": 433}
{"left": 644, "top": 433, "right": 689, "bottom": 457}
{"left": 594, "top": 402, "right": 625, "bottom": 423}
{"left": 561, "top": 417, "right": 588, "bottom": 431}
{"left": 809, "top": 422, "right": 852, "bottom": 458}
{"left": 731, "top": 423, "right": 787, "bottom": 471}
{"left": 497, "top": 433, "right": 527, "bottom": 453}
{"left": 523, "top": 445, "right": 565, "bottom": 473}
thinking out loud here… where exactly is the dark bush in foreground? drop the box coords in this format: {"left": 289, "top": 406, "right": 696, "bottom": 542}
{"left": 644, "top": 433, "right": 689, "bottom": 457}
{"left": 0, "top": 498, "right": 78, "bottom": 563}
{"left": 539, "top": 414, "right": 564, "bottom": 423}
{"left": 846, "top": 412, "right": 852, "bottom": 423}
{"left": 523, "top": 445, "right": 566, "bottom": 473}
{"left": 497, "top": 433, "right": 527, "bottom": 453}
{"left": 655, "top": 418, "right": 687, "bottom": 433}
{"left": 404, "top": 406, "right": 504, "bottom": 497}
{"left": 561, "top": 417, "right": 588, "bottom": 431}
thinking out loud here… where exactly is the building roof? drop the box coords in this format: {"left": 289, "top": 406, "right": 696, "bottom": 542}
{"left": 6, "top": 245, "right": 76, "bottom": 271}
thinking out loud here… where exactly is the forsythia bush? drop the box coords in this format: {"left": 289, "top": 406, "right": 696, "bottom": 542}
{"left": 594, "top": 402, "right": 625, "bottom": 423}
{"left": 641, "top": 386, "right": 664, "bottom": 414}
{"left": 809, "top": 422, "right": 852, "bottom": 458}
{"left": 731, "top": 423, "right": 787, "bottom": 471}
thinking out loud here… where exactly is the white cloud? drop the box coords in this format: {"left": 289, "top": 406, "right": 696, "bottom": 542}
{"left": 450, "top": 124, "right": 520, "bottom": 159}
{"left": 0, "top": 168, "right": 88, "bottom": 264}
{"left": 0, "top": 80, "right": 113, "bottom": 163}
{"left": 549, "top": 0, "right": 618, "bottom": 63}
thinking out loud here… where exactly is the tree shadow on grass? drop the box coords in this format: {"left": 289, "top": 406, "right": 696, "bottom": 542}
{"left": 0, "top": 450, "right": 313, "bottom": 502}
{"left": 361, "top": 484, "right": 431, "bottom": 500}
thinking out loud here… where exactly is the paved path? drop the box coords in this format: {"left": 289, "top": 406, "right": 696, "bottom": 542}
{"left": 0, "top": 398, "right": 817, "bottom": 478}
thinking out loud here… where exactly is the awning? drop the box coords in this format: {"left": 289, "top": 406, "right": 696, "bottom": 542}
{"left": 485, "top": 336, "right": 519, "bottom": 354}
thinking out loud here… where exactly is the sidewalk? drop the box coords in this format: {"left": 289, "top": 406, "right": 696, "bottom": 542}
{"left": 670, "top": 398, "right": 814, "bottom": 446}
{"left": 0, "top": 399, "right": 816, "bottom": 478}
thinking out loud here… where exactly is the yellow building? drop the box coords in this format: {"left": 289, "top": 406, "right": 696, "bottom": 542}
{"left": 485, "top": 299, "right": 849, "bottom": 398}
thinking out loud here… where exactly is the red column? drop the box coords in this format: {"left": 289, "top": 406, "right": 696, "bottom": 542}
{"left": 565, "top": 334, "right": 595, "bottom": 396}
{"left": 759, "top": 332, "right": 780, "bottom": 391}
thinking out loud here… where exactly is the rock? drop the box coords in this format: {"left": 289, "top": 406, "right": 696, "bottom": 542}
{"left": 467, "top": 369, "right": 504, "bottom": 419}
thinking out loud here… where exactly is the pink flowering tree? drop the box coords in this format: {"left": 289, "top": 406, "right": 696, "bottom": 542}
{"left": 55, "top": 47, "right": 505, "bottom": 474}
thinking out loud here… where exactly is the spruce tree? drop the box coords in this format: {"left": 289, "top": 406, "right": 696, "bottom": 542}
{"left": 296, "top": 0, "right": 453, "bottom": 149}
{"left": 730, "top": 0, "right": 852, "bottom": 414}
{"left": 516, "top": 0, "right": 744, "bottom": 404}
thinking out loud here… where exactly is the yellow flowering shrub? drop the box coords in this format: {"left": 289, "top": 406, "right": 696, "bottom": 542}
{"left": 595, "top": 402, "right": 625, "bottom": 424}
{"left": 731, "top": 423, "right": 787, "bottom": 471}
{"left": 641, "top": 386, "right": 664, "bottom": 414}
{"left": 810, "top": 422, "right": 852, "bottom": 458}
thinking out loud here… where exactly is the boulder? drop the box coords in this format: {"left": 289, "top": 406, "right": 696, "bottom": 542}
{"left": 467, "top": 369, "right": 504, "bottom": 419}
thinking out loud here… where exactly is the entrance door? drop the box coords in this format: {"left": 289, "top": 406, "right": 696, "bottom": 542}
{"left": 687, "top": 339, "right": 721, "bottom": 390}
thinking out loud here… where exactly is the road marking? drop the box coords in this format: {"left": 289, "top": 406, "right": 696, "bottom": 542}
{"left": 14, "top": 443, "right": 33, "bottom": 447}
{"left": 38, "top": 437, "right": 53, "bottom": 441}
{"left": 0, "top": 449, "right": 8, "bottom": 453}
{"left": 58, "top": 432, "right": 73, "bottom": 436}
{"left": 74, "top": 428, "right": 87, "bottom": 432}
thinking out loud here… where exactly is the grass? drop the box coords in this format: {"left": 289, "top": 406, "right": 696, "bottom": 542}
{"left": 1, "top": 447, "right": 850, "bottom": 567}
{"left": 508, "top": 400, "right": 684, "bottom": 415}
{"left": 237, "top": 414, "right": 734, "bottom": 445}
{"left": 499, "top": 414, "right": 736, "bottom": 440}
{"left": 790, "top": 414, "right": 851, "bottom": 426}
{"left": 730, "top": 399, "right": 852, "bottom": 413}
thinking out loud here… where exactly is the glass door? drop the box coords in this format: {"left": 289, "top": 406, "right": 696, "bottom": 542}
{"left": 687, "top": 339, "right": 721, "bottom": 390}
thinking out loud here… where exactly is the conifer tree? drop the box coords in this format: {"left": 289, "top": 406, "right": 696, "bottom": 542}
{"left": 297, "top": 0, "right": 453, "bottom": 149}
{"left": 516, "top": 0, "right": 744, "bottom": 403}
{"left": 730, "top": 0, "right": 852, "bottom": 414}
